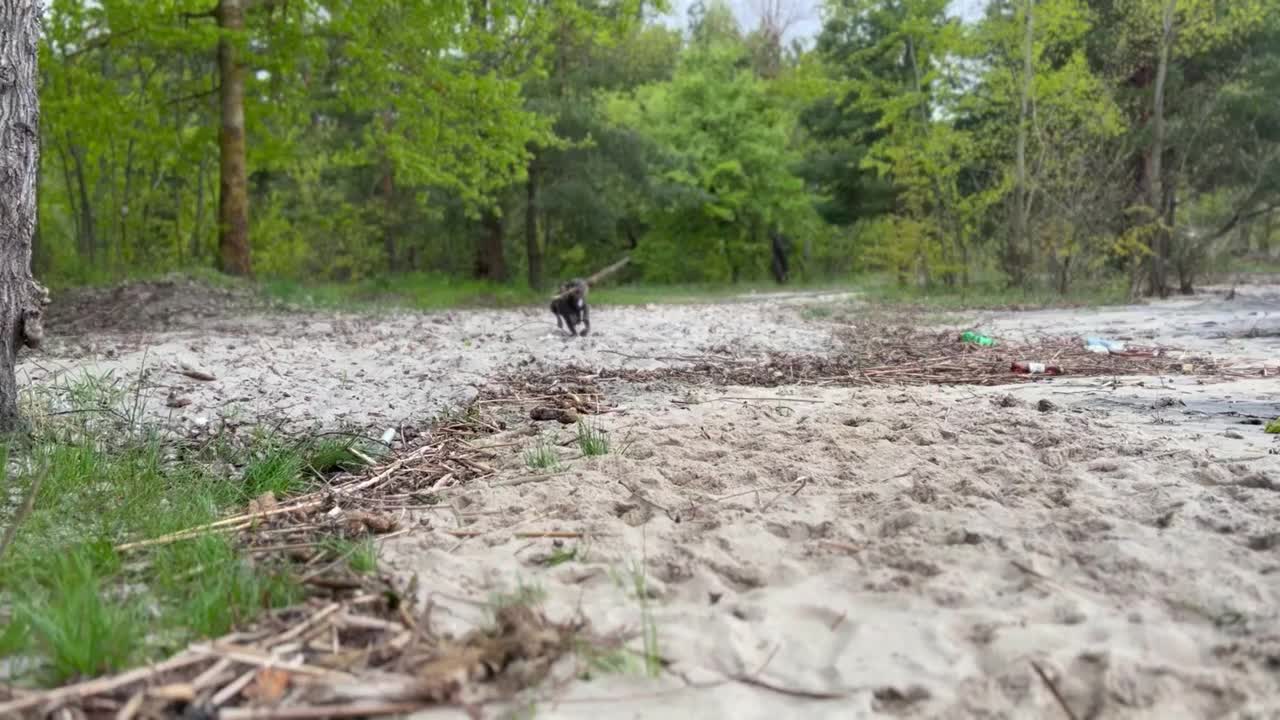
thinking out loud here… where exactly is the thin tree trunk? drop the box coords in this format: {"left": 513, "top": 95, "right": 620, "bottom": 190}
{"left": 0, "top": 0, "right": 50, "bottom": 432}
{"left": 474, "top": 208, "right": 506, "bottom": 281}
{"left": 1145, "top": 0, "right": 1174, "bottom": 297}
{"left": 69, "top": 141, "right": 95, "bottom": 261}
{"left": 1262, "top": 207, "right": 1274, "bottom": 255}
{"left": 216, "top": 0, "right": 252, "bottom": 276}
{"left": 1010, "top": 0, "right": 1033, "bottom": 288}
{"left": 525, "top": 159, "right": 542, "bottom": 289}
{"left": 191, "top": 153, "right": 207, "bottom": 262}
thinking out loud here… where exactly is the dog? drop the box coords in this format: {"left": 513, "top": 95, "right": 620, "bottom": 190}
{"left": 550, "top": 278, "right": 590, "bottom": 337}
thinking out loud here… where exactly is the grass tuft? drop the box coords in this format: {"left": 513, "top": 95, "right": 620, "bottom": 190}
{"left": 321, "top": 536, "right": 379, "bottom": 575}
{"left": 18, "top": 548, "right": 144, "bottom": 684}
{"left": 575, "top": 421, "right": 609, "bottom": 457}
{"left": 523, "top": 436, "right": 562, "bottom": 471}
{"left": 241, "top": 445, "right": 307, "bottom": 499}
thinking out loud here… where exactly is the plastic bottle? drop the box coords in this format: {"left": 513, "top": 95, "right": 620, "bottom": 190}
{"left": 1011, "top": 361, "right": 1062, "bottom": 375}
{"left": 960, "top": 330, "right": 996, "bottom": 346}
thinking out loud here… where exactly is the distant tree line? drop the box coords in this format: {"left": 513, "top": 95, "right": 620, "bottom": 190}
{"left": 34, "top": 0, "right": 1280, "bottom": 295}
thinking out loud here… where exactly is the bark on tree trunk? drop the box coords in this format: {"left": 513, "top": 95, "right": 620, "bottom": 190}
{"left": 0, "top": 0, "right": 50, "bottom": 432}
{"left": 216, "top": 0, "right": 252, "bottom": 276}
{"left": 1010, "top": 0, "right": 1034, "bottom": 288}
{"left": 1144, "top": 0, "right": 1174, "bottom": 297}
{"left": 525, "top": 159, "right": 542, "bottom": 290}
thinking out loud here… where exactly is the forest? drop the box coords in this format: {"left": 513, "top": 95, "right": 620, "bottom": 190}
{"left": 34, "top": 0, "right": 1280, "bottom": 299}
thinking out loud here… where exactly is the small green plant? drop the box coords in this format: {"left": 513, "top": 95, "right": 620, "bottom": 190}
{"left": 489, "top": 578, "right": 547, "bottom": 611}
{"left": 241, "top": 445, "right": 306, "bottom": 499}
{"left": 19, "top": 548, "right": 144, "bottom": 684}
{"left": 600, "top": 559, "right": 662, "bottom": 678}
{"left": 304, "top": 438, "right": 367, "bottom": 475}
{"left": 154, "top": 535, "right": 301, "bottom": 638}
{"left": 575, "top": 420, "right": 609, "bottom": 457}
{"left": 321, "top": 536, "right": 379, "bottom": 574}
{"left": 543, "top": 546, "right": 579, "bottom": 567}
{"left": 523, "top": 436, "right": 561, "bottom": 471}
{"left": 800, "top": 304, "right": 835, "bottom": 320}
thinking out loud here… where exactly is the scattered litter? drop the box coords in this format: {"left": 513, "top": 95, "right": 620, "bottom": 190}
{"left": 178, "top": 358, "right": 217, "bottom": 381}
{"left": 1011, "top": 361, "right": 1062, "bottom": 376}
{"left": 1084, "top": 336, "right": 1126, "bottom": 354}
{"left": 959, "top": 331, "right": 996, "bottom": 347}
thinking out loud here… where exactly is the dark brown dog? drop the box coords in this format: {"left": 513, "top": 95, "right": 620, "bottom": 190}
{"left": 550, "top": 278, "right": 590, "bottom": 337}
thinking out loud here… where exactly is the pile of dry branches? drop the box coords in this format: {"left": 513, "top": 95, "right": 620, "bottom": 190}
{"left": 0, "top": 394, "right": 612, "bottom": 720}
{"left": 0, "top": 595, "right": 584, "bottom": 719}
{"left": 534, "top": 327, "right": 1265, "bottom": 389}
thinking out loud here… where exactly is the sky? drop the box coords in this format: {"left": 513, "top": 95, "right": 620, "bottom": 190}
{"left": 656, "top": 0, "right": 991, "bottom": 44}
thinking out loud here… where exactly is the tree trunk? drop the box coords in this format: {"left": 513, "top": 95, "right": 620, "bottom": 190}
{"left": 69, "top": 141, "right": 95, "bottom": 261}
{"left": 1262, "top": 207, "right": 1274, "bottom": 255}
{"left": 769, "top": 228, "right": 789, "bottom": 284}
{"left": 192, "top": 153, "right": 207, "bottom": 262}
{"left": 216, "top": 0, "right": 252, "bottom": 276}
{"left": 1009, "top": 0, "right": 1033, "bottom": 288}
{"left": 1144, "top": 0, "right": 1174, "bottom": 297}
{"left": 474, "top": 208, "right": 506, "bottom": 281}
{"left": 525, "top": 159, "right": 542, "bottom": 289}
{"left": 0, "top": 0, "right": 50, "bottom": 432}
{"left": 380, "top": 109, "right": 397, "bottom": 272}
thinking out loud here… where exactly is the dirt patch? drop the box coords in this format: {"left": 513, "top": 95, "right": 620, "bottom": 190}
{"left": 45, "top": 276, "right": 276, "bottom": 337}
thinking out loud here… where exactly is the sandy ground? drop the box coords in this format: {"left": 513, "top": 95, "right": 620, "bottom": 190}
{"left": 19, "top": 278, "right": 1280, "bottom": 718}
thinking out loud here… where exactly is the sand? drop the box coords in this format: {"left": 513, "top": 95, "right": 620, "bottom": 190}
{"left": 18, "top": 278, "right": 1280, "bottom": 718}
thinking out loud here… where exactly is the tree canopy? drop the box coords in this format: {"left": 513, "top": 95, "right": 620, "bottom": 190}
{"left": 34, "top": 0, "right": 1280, "bottom": 294}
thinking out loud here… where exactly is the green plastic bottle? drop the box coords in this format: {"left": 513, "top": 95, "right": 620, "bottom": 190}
{"left": 960, "top": 330, "right": 996, "bottom": 346}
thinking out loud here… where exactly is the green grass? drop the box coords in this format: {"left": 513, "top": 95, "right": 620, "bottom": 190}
{"left": 321, "top": 537, "right": 379, "bottom": 575}
{"left": 523, "top": 436, "right": 562, "bottom": 471}
{"left": 303, "top": 437, "right": 371, "bottom": 474}
{"left": 854, "top": 272, "right": 1130, "bottom": 311}
{"left": 575, "top": 420, "right": 609, "bottom": 457}
{"left": 261, "top": 273, "right": 542, "bottom": 312}
{"left": 489, "top": 578, "right": 548, "bottom": 612}
{"left": 543, "top": 546, "right": 580, "bottom": 567}
{"left": 0, "top": 371, "right": 310, "bottom": 687}
{"left": 259, "top": 272, "right": 856, "bottom": 312}
{"left": 584, "top": 559, "right": 661, "bottom": 679}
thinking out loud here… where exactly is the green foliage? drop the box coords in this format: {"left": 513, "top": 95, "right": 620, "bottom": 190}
{"left": 607, "top": 40, "right": 822, "bottom": 283}
{"left": 29, "top": 0, "right": 1280, "bottom": 296}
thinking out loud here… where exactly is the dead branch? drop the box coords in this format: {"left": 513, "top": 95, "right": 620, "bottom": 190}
{"left": 550, "top": 256, "right": 631, "bottom": 300}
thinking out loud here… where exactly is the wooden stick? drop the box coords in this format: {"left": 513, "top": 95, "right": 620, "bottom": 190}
{"left": 114, "top": 692, "right": 144, "bottom": 720}
{"left": 219, "top": 702, "right": 427, "bottom": 719}
{"left": 116, "top": 442, "right": 441, "bottom": 553}
{"left": 267, "top": 603, "right": 342, "bottom": 648}
{"left": 210, "top": 668, "right": 257, "bottom": 708}
{"left": 1030, "top": 660, "right": 1080, "bottom": 720}
{"left": 550, "top": 256, "right": 630, "bottom": 300}
{"left": 192, "top": 642, "right": 355, "bottom": 679}
{"left": 0, "top": 651, "right": 210, "bottom": 716}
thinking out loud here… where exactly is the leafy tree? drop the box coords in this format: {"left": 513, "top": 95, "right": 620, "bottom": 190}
{"left": 607, "top": 37, "right": 821, "bottom": 282}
